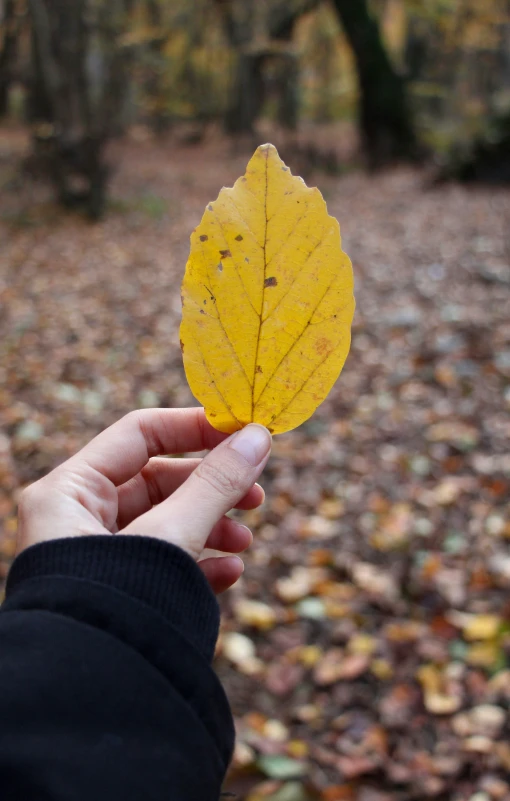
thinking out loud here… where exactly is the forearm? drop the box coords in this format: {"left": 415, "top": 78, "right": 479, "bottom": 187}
{"left": 0, "top": 536, "right": 234, "bottom": 801}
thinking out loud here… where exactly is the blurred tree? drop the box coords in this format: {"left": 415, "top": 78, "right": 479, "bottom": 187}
{"left": 131, "top": 0, "right": 229, "bottom": 134}
{"left": 331, "top": 0, "right": 417, "bottom": 166}
{"left": 403, "top": 0, "right": 510, "bottom": 181}
{"left": 214, "top": 0, "right": 320, "bottom": 134}
{"left": 297, "top": 3, "right": 352, "bottom": 124}
{"left": 0, "top": 0, "right": 24, "bottom": 116}
{"left": 27, "top": 0, "right": 133, "bottom": 218}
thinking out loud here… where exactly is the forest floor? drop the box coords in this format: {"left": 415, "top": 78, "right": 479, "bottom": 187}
{"left": 1, "top": 125, "right": 510, "bottom": 801}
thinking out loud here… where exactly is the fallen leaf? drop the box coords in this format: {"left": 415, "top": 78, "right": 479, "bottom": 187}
{"left": 370, "top": 502, "right": 413, "bottom": 550}
{"left": 426, "top": 421, "right": 480, "bottom": 449}
{"left": 452, "top": 704, "right": 505, "bottom": 738}
{"left": 351, "top": 562, "right": 399, "bottom": 602}
{"left": 222, "top": 631, "right": 264, "bottom": 674}
{"left": 379, "top": 683, "right": 419, "bottom": 726}
{"left": 463, "top": 614, "right": 503, "bottom": 641}
{"left": 266, "top": 662, "right": 304, "bottom": 695}
{"left": 495, "top": 741, "right": 510, "bottom": 770}
{"left": 233, "top": 740, "right": 256, "bottom": 767}
{"left": 257, "top": 755, "right": 308, "bottom": 780}
{"left": 417, "top": 664, "right": 463, "bottom": 715}
{"left": 370, "top": 659, "right": 394, "bottom": 680}
{"left": 286, "top": 740, "right": 309, "bottom": 759}
{"left": 314, "top": 649, "right": 369, "bottom": 685}
{"left": 463, "top": 735, "right": 494, "bottom": 753}
{"left": 294, "top": 644, "right": 323, "bottom": 667}
{"left": 275, "top": 567, "right": 315, "bottom": 603}
{"left": 295, "top": 597, "right": 327, "bottom": 619}
{"left": 317, "top": 498, "right": 345, "bottom": 519}
{"left": 347, "top": 633, "right": 378, "bottom": 656}
{"left": 321, "top": 787, "right": 355, "bottom": 801}
{"left": 247, "top": 781, "right": 309, "bottom": 801}
{"left": 336, "top": 754, "right": 380, "bottom": 779}
{"left": 234, "top": 598, "right": 278, "bottom": 630}
{"left": 262, "top": 719, "right": 289, "bottom": 742}
{"left": 180, "top": 143, "right": 355, "bottom": 434}
{"left": 246, "top": 780, "right": 284, "bottom": 801}
{"left": 299, "top": 515, "right": 338, "bottom": 539}
{"left": 465, "top": 641, "right": 502, "bottom": 668}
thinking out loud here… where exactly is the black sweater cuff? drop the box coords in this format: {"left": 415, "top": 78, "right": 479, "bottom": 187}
{"left": 5, "top": 535, "right": 220, "bottom": 662}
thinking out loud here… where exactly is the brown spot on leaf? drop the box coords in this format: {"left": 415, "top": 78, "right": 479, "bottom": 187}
{"left": 217, "top": 262, "right": 223, "bottom": 272}
{"left": 264, "top": 276, "right": 278, "bottom": 288}
{"left": 245, "top": 257, "right": 249, "bottom": 263}
{"left": 256, "top": 365, "right": 263, "bottom": 374}
{"left": 220, "top": 249, "right": 232, "bottom": 258}
{"left": 199, "top": 234, "right": 208, "bottom": 242}
{"left": 315, "top": 337, "right": 331, "bottom": 356}
{"left": 179, "top": 339, "right": 184, "bottom": 352}
{"left": 235, "top": 234, "right": 243, "bottom": 241}
{"left": 200, "top": 309, "right": 205, "bottom": 315}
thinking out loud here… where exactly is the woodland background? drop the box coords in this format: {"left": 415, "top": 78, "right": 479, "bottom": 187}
{"left": 1, "top": 1, "right": 510, "bottom": 799}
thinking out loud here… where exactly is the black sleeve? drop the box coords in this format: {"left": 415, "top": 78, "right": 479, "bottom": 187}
{"left": 0, "top": 535, "right": 235, "bottom": 801}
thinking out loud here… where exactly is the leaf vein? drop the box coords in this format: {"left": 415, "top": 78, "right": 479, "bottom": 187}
{"left": 208, "top": 211, "right": 259, "bottom": 317}
{"left": 189, "top": 332, "right": 244, "bottom": 428}
{"left": 255, "top": 274, "right": 339, "bottom": 403}
{"left": 251, "top": 148, "right": 270, "bottom": 418}
{"left": 265, "top": 209, "right": 320, "bottom": 270}
{"left": 262, "top": 235, "right": 328, "bottom": 324}
{"left": 198, "top": 247, "right": 254, "bottom": 388}
{"left": 226, "top": 194, "right": 264, "bottom": 250}
{"left": 268, "top": 337, "right": 348, "bottom": 427}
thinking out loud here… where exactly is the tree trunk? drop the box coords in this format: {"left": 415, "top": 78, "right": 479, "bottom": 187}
{"left": 216, "top": 0, "right": 320, "bottom": 135}
{"left": 269, "top": 0, "right": 321, "bottom": 40}
{"left": 276, "top": 54, "right": 299, "bottom": 131}
{"left": 0, "top": 0, "right": 21, "bottom": 116}
{"left": 225, "top": 51, "right": 265, "bottom": 134}
{"left": 27, "top": 0, "right": 130, "bottom": 218}
{"left": 331, "top": 0, "right": 417, "bottom": 167}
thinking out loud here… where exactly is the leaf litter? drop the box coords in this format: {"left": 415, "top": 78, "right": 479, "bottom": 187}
{"left": 1, "top": 129, "right": 510, "bottom": 799}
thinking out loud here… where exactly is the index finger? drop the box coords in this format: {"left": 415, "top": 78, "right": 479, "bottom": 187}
{"left": 68, "top": 407, "right": 231, "bottom": 486}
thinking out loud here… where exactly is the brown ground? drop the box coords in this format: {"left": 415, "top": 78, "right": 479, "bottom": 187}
{"left": 1, "top": 125, "right": 510, "bottom": 801}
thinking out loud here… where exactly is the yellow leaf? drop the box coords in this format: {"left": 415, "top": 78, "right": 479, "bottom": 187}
{"left": 180, "top": 143, "right": 355, "bottom": 434}
{"left": 233, "top": 598, "right": 278, "bottom": 631}
{"left": 287, "top": 739, "right": 309, "bottom": 759}
{"left": 463, "top": 614, "right": 502, "bottom": 641}
{"left": 465, "top": 641, "right": 501, "bottom": 668}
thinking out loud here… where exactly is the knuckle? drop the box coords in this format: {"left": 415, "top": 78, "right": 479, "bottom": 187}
{"left": 18, "top": 481, "right": 45, "bottom": 519}
{"left": 195, "top": 457, "right": 245, "bottom": 498}
{"left": 124, "top": 409, "right": 139, "bottom": 425}
{"left": 136, "top": 410, "right": 168, "bottom": 457}
{"left": 141, "top": 463, "right": 164, "bottom": 506}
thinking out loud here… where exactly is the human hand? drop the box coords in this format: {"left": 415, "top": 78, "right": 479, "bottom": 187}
{"left": 17, "top": 408, "right": 271, "bottom": 594}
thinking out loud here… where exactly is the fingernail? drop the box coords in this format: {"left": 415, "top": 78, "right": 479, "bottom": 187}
{"left": 229, "top": 424, "right": 271, "bottom": 466}
{"left": 227, "top": 555, "right": 244, "bottom": 572}
{"left": 233, "top": 523, "right": 253, "bottom": 544}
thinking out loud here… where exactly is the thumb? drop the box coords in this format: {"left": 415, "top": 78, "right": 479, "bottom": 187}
{"left": 122, "top": 424, "right": 272, "bottom": 558}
